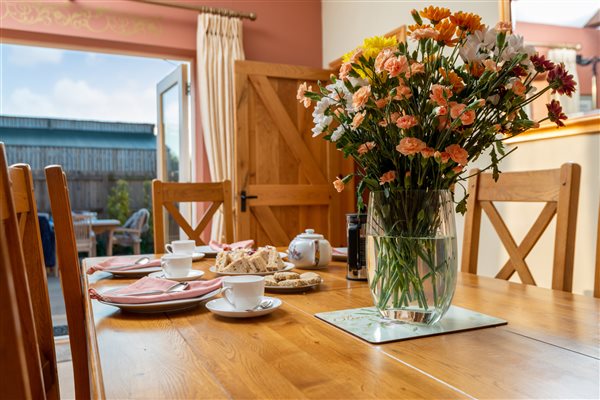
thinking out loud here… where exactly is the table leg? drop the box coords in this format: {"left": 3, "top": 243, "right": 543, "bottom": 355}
{"left": 106, "top": 229, "right": 114, "bottom": 256}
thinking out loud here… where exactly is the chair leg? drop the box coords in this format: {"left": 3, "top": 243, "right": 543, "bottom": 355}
{"left": 107, "top": 230, "right": 114, "bottom": 256}
{"left": 133, "top": 242, "right": 141, "bottom": 255}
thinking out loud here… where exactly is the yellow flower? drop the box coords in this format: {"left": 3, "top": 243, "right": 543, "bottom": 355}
{"left": 361, "top": 35, "right": 398, "bottom": 59}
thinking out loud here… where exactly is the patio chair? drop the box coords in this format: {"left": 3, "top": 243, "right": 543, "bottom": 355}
{"left": 462, "top": 163, "right": 581, "bottom": 293}
{"left": 107, "top": 208, "right": 150, "bottom": 256}
{"left": 72, "top": 213, "right": 96, "bottom": 257}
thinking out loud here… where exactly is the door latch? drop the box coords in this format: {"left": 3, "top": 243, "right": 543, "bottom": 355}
{"left": 240, "top": 190, "right": 258, "bottom": 212}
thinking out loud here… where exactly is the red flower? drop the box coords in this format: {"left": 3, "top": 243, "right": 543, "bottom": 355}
{"left": 530, "top": 54, "right": 555, "bottom": 73}
{"left": 547, "top": 63, "right": 576, "bottom": 97}
{"left": 511, "top": 65, "right": 528, "bottom": 77}
{"left": 546, "top": 100, "right": 567, "bottom": 127}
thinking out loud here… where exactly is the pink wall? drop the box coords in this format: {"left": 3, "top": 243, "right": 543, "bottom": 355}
{"left": 516, "top": 22, "right": 599, "bottom": 102}
{"left": 0, "top": 0, "right": 322, "bottom": 67}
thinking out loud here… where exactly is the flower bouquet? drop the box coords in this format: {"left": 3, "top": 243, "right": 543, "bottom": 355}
{"left": 297, "top": 6, "right": 575, "bottom": 324}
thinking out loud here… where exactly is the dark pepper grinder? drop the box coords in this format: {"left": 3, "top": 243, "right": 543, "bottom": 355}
{"left": 346, "top": 213, "right": 368, "bottom": 281}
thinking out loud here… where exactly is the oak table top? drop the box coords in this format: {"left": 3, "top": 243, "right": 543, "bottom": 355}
{"left": 83, "top": 256, "right": 600, "bottom": 399}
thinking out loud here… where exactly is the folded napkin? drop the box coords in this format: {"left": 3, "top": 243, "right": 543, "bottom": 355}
{"left": 86, "top": 256, "right": 161, "bottom": 275}
{"left": 89, "top": 276, "right": 223, "bottom": 304}
{"left": 209, "top": 239, "right": 254, "bottom": 251}
{"left": 333, "top": 248, "right": 348, "bottom": 255}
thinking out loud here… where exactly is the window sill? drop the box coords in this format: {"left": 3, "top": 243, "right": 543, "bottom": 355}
{"left": 505, "top": 113, "right": 600, "bottom": 144}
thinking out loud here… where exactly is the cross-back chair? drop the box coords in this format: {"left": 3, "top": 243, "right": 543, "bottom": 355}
{"left": 461, "top": 163, "right": 581, "bottom": 292}
{"left": 45, "top": 165, "right": 93, "bottom": 399}
{"left": 152, "top": 180, "right": 234, "bottom": 250}
{"left": 9, "top": 162, "right": 60, "bottom": 399}
{"left": 0, "top": 144, "right": 47, "bottom": 399}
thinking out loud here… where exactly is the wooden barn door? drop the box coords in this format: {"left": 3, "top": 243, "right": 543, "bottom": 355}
{"left": 234, "top": 61, "right": 354, "bottom": 247}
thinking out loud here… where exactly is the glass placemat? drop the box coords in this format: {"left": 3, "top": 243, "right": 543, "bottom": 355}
{"left": 315, "top": 306, "right": 507, "bottom": 344}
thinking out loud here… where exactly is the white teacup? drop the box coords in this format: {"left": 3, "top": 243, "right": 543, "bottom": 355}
{"left": 161, "top": 254, "right": 192, "bottom": 278}
{"left": 165, "top": 239, "right": 195, "bottom": 255}
{"left": 221, "top": 276, "right": 265, "bottom": 311}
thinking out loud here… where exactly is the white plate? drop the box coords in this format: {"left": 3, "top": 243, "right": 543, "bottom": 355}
{"left": 332, "top": 247, "right": 348, "bottom": 261}
{"left": 198, "top": 246, "right": 288, "bottom": 261}
{"left": 206, "top": 296, "right": 282, "bottom": 318}
{"left": 109, "top": 266, "right": 162, "bottom": 278}
{"left": 192, "top": 252, "right": 206, "bottom": 261}
{"left": 97, "top": 288, "right": 221, "bottom": 314}
{"left": 265, "top": 278, "right": 322, "bottom": 293}
{"left": 148, "top": 270, "right": 205, "bottom": 282}
{"left": 209, "top": 262, "right": 294, "bottom": 276}
{"left": 195, "top": 245, "right": 219, "bottom": 257}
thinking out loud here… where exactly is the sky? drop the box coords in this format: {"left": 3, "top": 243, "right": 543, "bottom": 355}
{"left": 0, "top": 43, "right": 185, "bottom": 124}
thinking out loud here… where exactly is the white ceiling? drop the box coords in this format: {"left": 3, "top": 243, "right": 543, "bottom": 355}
{"left": 512, "top": 0, "right": 598, "bottom": 28}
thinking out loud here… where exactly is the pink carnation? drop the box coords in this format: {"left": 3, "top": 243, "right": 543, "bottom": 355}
{"left": 445, "top": 144, "right": 469, "bottom": 166}
{"left": 379, "top": 171, "right": 396, "bottom": 185}
{"left": 396, "top": 137, "right": 426, "bottom": 156}
{"left": 357, "top": 141, "right": 376, "bottom": 155}
{"left": 396, "top": 115, "right": 418, "bottom": 130}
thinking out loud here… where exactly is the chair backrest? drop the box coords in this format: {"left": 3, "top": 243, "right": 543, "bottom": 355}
{"left": 9, "top": 163, "right": 59, "bottom": 398}
{"left": 0, "top": 143, "right": 46, "bottom": 398}
{"left": 0, "top": 217, "right": 33, "bottom": 400}
{"left": 152, "top": 180, "right": 234, "bottom": 250}
{"left": 72, "top": 213, "right": 93, "bottom": 242}
{"left": 45, "top": 165, "right": 91, "bottom": 399}
{"left": 461, "top": 163, "right": 581, "bottom": 292}
{"left": 124, "top": 208, "right": 150, "bottom": 232}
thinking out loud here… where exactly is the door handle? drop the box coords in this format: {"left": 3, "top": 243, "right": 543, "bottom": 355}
{"left": 240, "top": 190, "right": 258, "bottom": 212}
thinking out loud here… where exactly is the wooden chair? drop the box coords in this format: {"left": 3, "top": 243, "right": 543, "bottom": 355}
{"left": 72, "top": 213, "right": 96, "bottom": 257}
{"left": 0, "top": 217, "right": 33, "bottom": 400}
{"left": 0, "top": 144, "right": 46, "bottom": 399}
{"left": 462, "top": 163, "right": 581, "bottom": 292}
{"left": 152, "top": 180, "right": 234, "bottom": 251}
{"left": 45, "top": 165, "right": 91, "bottom": 399}
{"left": 107, "top": 208, "right": 150, "bottom": 256}
{"left": 9, "top": 163, "right": 60, "bottom": 399}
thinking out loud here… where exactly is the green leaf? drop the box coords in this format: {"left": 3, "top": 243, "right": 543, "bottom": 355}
{"left": 455, "top": 195, "right": 468, "bottom": 215}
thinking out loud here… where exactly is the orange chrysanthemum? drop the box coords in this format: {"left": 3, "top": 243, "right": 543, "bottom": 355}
{"left": 466, "top": 62, "right": 485, "bottom": 78}
{"left": 450, "top": 11, "right": 484, "bottom": 33}
{"left": 407, "top": 23, "right": 431, "bottom": 35}
{"left": 434, "top": 20, "right": 458, "bottom": 47}
{"left": 419, "top": 6, "right": 451, "bottom": 24}
{"left": 439, "top": 68, "right": 465, "bottom": 93}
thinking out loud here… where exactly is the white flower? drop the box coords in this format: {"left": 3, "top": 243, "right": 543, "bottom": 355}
{"left": 330, "top": 125, "right": 345, "bottom": 141}
{"left": 460, "top": 28, "right": 496, "bottom": 63}
{"left": 499, "top": 34, "right": 535, "bottom": 64}
{"left": 348, "top": 76, "right": 369, "bottom": 88}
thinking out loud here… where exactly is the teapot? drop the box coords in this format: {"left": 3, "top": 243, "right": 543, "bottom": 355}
{"left": 288, "top": 229, "right": 332, "bottom": 269}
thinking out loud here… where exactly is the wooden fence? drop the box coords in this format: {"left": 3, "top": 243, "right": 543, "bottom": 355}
{"left": 6, "top": 145, "right": 156, "bottom": 215}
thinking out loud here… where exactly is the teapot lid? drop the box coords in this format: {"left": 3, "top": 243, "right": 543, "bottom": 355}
{"left": 297, "top": 228, "right": 324, "bottom": 239}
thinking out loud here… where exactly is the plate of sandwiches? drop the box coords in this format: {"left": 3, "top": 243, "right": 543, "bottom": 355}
{"left": 209, "top": 246, "right": 294, "bottom": 276}
{"left": 264, "top": 271, "right": 323, "bottom": 292}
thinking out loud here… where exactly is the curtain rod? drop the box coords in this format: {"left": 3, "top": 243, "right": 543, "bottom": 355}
{"left": 128, "top": 0, "right": 257, "bottom": 21}
{"left": 526, "top": 41, "right": 582, "bottom": 51}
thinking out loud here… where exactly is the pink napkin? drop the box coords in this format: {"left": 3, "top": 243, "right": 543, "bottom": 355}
{"left": 333, "top": 248, "right": 347, "bottom": 255}
{"left": 89, "top": 276, "right": 223, "bottom": 304}
{"left": 86, "top": 256, "right": 161, "bottom": 275}
{"left": 209, "top": 239, "right": 254, "bottom": 251}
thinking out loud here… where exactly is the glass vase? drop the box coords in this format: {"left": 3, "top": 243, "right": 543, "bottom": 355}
{"left": 366, "top": 190, "right": 457, "bottom": 325}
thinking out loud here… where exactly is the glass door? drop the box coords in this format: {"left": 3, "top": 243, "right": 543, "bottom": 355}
{"left": 157, "top": 64, "right": 191, "bottom": 243}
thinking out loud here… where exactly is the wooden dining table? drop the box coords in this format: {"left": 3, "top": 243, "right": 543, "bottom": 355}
{"left": 83, "top": 255, "right": 600, "bottom": 399}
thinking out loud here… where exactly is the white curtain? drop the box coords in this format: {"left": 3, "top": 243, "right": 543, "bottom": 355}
{"left": 197, "top": 14, "right": 245, "bottom": 241}
{"left": 548, "top": 48, "right": 580, "bottom": 115}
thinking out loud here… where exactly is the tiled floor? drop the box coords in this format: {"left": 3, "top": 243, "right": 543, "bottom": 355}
{"left": 56, "top": 339, "right": 75, "bottom": 399}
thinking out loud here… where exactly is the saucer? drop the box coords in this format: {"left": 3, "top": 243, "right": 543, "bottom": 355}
{"left": 192, "top": 252, "right": 206, "bottom": 261}
{"left": 148, "top": 270, "right": 205, "bottom": 282}
{"left": 205, "top": 296, "right": 282, "bottom": 318}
